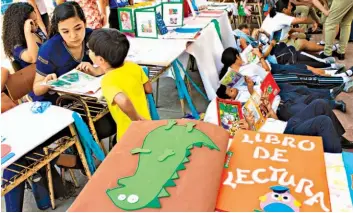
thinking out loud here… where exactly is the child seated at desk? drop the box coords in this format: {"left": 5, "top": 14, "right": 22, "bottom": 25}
{"left": 87, "top": 28, "right": 152, "bottom": 141}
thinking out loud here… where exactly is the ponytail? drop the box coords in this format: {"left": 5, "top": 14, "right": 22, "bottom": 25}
{"left": 219, "top": 47, "right": 240, "bottom": 79}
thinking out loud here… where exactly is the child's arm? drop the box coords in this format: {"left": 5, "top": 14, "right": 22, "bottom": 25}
{"left": 114, "top": 92, "right": 145, "bottom": 121}
{"left": 144, "top": 81, "right": 153, "bottom": 94}
{"left": 263, "top": 40, "right": 276, "bottom": 58}
{"left": 252, "top": 48, "right": 271, "bottom": 72}
{"left": 1, "top": 68, "right": 9, "bottom": 92}
{"left": 311, "top": 0, "right": 329, "bottom": 16}
{"left": 239, "top": 38, "right": 248, "bottom": 50}
{"left": 28, "top": 0, "right": 47, "bottom": 35}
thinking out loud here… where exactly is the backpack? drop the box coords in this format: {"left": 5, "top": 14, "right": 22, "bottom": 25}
{"left": 271, "top": 42, "right": 297, "bottom": 65}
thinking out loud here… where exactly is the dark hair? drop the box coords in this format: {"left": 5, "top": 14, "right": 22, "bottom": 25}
{"left": 2, "top": 2, "right": 34, "bottom": 59}
{"left": 216, "top": 85, "right": 230, "bottom": 99}
{"left": 219, "top": 47, "right": 240, "bottom": 80}
{"left": 88, "top": 29, "right": 130, "bottom": 68}
{"left": 239, "top": 24, "right": 249, "bottom": 30}
{"left": 269, "top": 0, "right": 290, "bottom": 18}
{"left": 49, "top": 2, "right": 86, "bottom": 38}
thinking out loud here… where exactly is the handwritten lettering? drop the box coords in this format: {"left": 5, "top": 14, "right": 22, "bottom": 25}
{"left": 304, "top": 192, "right": 330, "bottom": 212}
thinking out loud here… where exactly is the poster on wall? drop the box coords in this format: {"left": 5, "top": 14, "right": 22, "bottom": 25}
{"left": 162, "top": 2, "right": 184, "bottom": 27}
{"left": 135, "top": 9, "right": 158, "bottom": 39}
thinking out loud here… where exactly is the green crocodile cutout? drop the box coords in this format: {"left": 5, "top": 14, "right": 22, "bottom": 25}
{"left": 131, "top": 148, "right": 151, "bottom": 155}
{"left": 106, "top": 120, "right": 219, "bottom": 211}
{"left": 157, "top": 149, "right": 175, "bottom": 162}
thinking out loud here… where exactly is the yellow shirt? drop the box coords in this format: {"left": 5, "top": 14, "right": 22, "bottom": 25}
{"left": 101, "top": 62, "right": 151, "bottom": 140}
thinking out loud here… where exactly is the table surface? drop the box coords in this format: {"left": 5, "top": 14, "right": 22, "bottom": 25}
{"left": 126, "top": 12, "right": 229, "bottom": 67}
{"left": 0, "top": 103, "right": 74, "bottom": 170}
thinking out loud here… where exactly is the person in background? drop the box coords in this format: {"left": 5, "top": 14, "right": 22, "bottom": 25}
{"left": 56, "top": 0, "right": 105, "bottom": 29}
{"left": 100, "top": 0, "right": 130, "bottom": 30}
{"left": 321, "top": 0, "right": 353, "bottom": 60}
{"left": 18, "top": 0, "right": 49, "bottom": 35}
{"left": 2, "top": 2, "right": 47, "bottom": 71}
{"left": 32, "top": 1, "right": 104, "bottom": 103}
{"left": 262, "top": 0, "right": 325, "bottom": 52}
{"left": 87, "top": 28, "right": 152, "bottom": 141}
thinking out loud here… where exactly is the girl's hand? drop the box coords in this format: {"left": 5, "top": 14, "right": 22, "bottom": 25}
{"left": 76, "top": 62, "right": 94, "bottom": 74}
{"left": 238, "top": 119, "right": 250, "bottom": 130}
{"left": 244, "top": 112, "right": 255, "bottom": 128}
{"left": 244, "top": 76, "right": 254, "bottom": 87}
{"left": 252, "top": 48, "right": 263, "bottom": 58}
{"left": 43, "top": 73, "right": 58, "bottom": 84}
{"left": 24, "top": 19, "right": 35, "bottom": 33}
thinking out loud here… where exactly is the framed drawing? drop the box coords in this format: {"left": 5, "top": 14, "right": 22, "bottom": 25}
{"left": 118, "top": 8, "right": 134, "bottom": 33}
{"left": 134, "top": 7, "right": 158, "bottom": 39}
{"left": 162, "top": 2, "right": 184, "bottom": 27}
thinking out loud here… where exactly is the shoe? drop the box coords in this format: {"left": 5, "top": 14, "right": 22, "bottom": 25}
{"left": 343, "top": 79, "right": 353, "bottom": 93}
{"left": 330, "top": 84, "right": 345, "bottom": 99}
{"left": 333, "top": 100, "right": 346, "bottom": 113}
{"left": 319, "top": 52, "right": 331, "bottom": 59}
{"left": 332, "top": 51, "right": 345, "bottom": 60}
{"left": 334, "top": 65, "right": 346, "bottom": 74}
{"left": 341, "top": 137, "right": 353, "bottom": 149}
{"left": 324, "top": 56, "right": 336, "bottom": 64}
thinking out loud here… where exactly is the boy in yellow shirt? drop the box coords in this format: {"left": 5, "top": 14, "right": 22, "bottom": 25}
{"left": 87, "top": 29, "right": 152, "bottom": 140}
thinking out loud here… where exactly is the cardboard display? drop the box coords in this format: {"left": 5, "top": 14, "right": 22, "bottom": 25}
{"left": 216, "top": 130, "right": 331, "bottom": 212}
{"left": 68, "top": 120, "right": 229, "bottom": 212}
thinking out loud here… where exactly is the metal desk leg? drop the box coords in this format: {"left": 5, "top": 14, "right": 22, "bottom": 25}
{"left": 43, "top": 147, "right": 55, "bottom": 210}
{"left": 155, "top": 78, "right": 160, "bottom": 107}
{"left": 69, "top": 124, "right": 92, "bottom": 178}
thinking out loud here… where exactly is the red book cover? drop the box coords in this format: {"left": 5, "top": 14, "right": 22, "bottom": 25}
{"left": 216, "top": 98, "right": 244, "bottom": 138}
{"left": 260, "top": 73, "right": 280, "bottom": 104}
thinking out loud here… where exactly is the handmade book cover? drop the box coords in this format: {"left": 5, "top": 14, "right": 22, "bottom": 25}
{"left": 134, "top": 6, "right": 158, "bottom": 39}
{"left": 243, "top": 91, "right": 266, "bottom": 131}
{"left": 45, "top": 69, "right": 102, "bottom": 95}
{"left": 68, "top": 120, "right": 230, "bottom": 212}
{"left": 216, "top": 98, "right": 243, "bottom": 138}
{"left": 219, "top": 68, "right": 244, "bottom": 88}
{"left": 260, "top": 73, "right": 280, "bottom": 104}
{"left": 162, "top": 2, "right": 184, "bottom": 27}
{"left": 216, "top": 130, "right": 332, "bottom": 212}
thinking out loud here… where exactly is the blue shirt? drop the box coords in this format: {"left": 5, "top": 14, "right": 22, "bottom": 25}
{"left": 13, "top": 29, "right": 47, "bottom": 69}
{"left": 1, "top": 0, "right": 13, "bottom": 15}
{"left": 109, "top": 0, "right": 128, "bottom": 9}
{"left": 33, "top": 28, "right": 93, "bottom": 101}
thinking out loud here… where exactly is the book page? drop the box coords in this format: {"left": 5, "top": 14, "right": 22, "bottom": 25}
{"left": 47, "top": 70, "right": 102, "bottom": 94}
{"left": 240, "top": 45, "right": 260, "bottom": 65}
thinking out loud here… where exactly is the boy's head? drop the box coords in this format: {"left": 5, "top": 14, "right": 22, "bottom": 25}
{"left": 88, "top": 28, "right": 130, "bottom": 70}
{"left": 216, "top": 85, "right": 239, "bottom": 100}
{"left": 239, "top": 24, "right": 250, "bottom": 35}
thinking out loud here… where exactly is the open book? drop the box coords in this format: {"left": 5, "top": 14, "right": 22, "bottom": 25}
{"left": 240, "top": 45, "right": 260, "bottom": 65}
{"left": 243, "top": 91, "right": 267, "bottom": 131}
{"left": 219, "top": 68, "right": 245, "bottom": 88}
{"left": 260, "top": 73, "right": 280, "bottom": 104}
{"left": 67, "top": 120, "right": 352, "bottom": 212}
{"left": 45, "top": 69, "right": 102, "bottom": 96}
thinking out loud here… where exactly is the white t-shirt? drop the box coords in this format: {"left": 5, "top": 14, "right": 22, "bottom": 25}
{"left": 203, "top": 99, "right": 286, "bottom": 134}
{"left": 261, "top": 12, "right": 294, "bottom": 41}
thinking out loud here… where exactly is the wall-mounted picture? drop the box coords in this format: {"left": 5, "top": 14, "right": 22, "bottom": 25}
{"left": 135, "top": 10, "right": 158, "bottom": 38}
{"left": 118, "top": 8, "right": 134, "bottom": 33}
{"left": 162, "top": 2, "right": 184, "bottom": 27}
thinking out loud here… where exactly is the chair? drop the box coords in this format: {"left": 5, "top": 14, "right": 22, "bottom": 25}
{"left": 5, "top": 64, "right": 36, "bottom": 103}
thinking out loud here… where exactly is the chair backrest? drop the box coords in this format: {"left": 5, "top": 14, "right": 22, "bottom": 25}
{"left": 5, "top": 64, "right": 36, "bottom": 101}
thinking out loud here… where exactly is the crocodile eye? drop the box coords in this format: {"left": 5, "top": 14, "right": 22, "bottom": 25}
{"left": 118, "top": 194, "right": 126, "bottom": 201}
{"left": 127, "top": 194, "right": 139, "bottom": 203}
